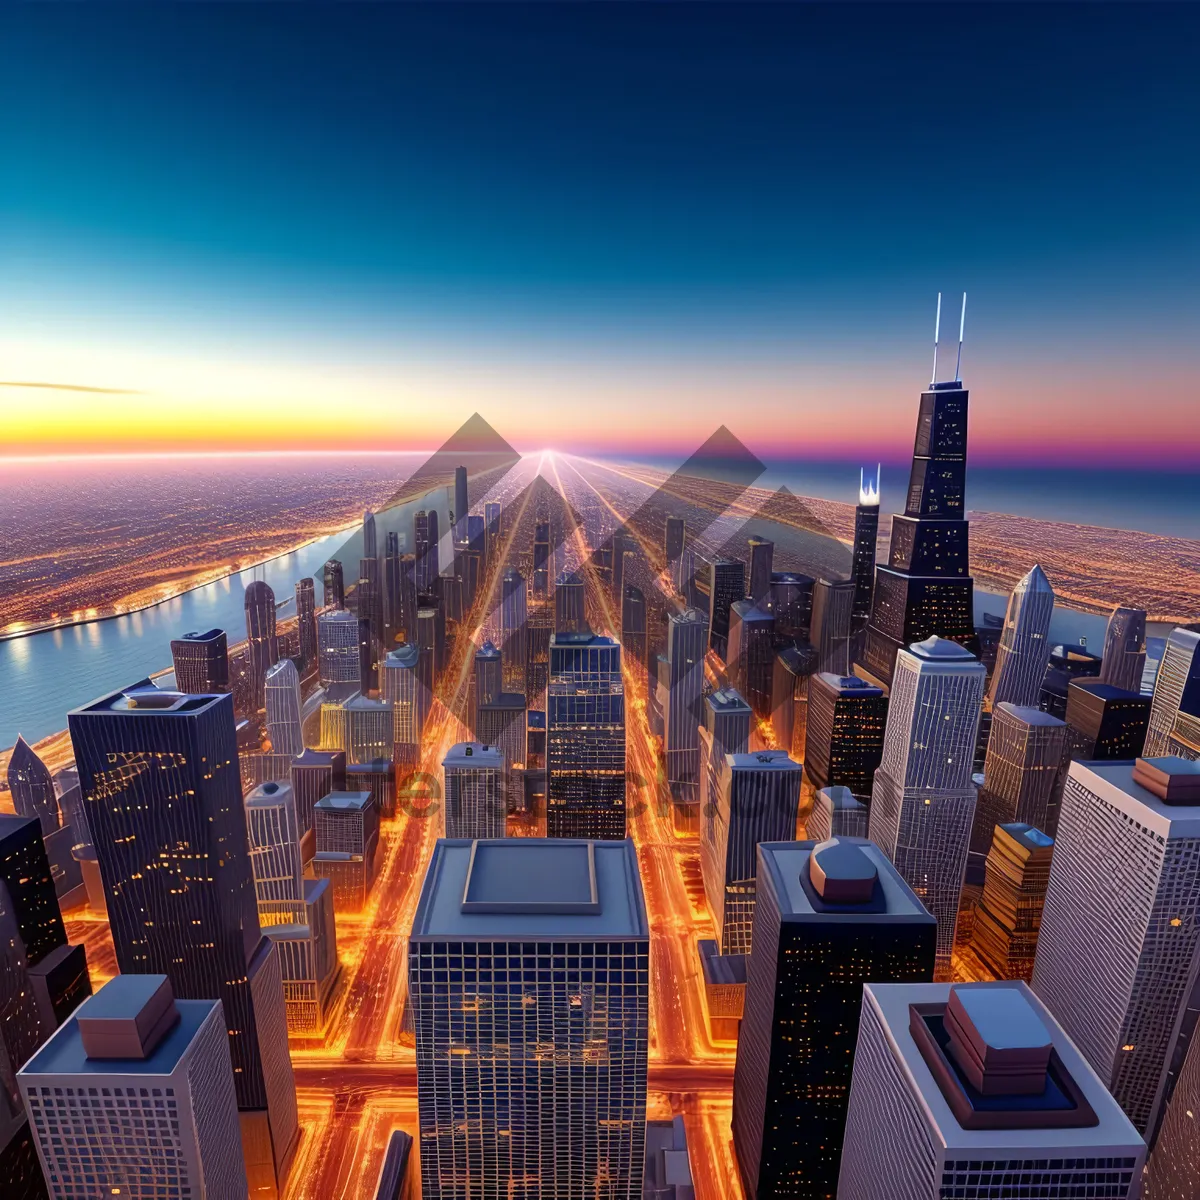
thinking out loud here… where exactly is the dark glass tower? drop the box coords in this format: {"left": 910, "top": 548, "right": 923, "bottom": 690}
{"left": 733, "top": 838, "right": 936, "bottom": 1199}
{"left": 322, "top": 559, "right": 345, "bottom": 610}
{"left": 295, "top": 578, "right": 317, "bottom": 668}
{"left": 532, "top": 520, "right": 550, "bottom": 599}
{"left": 803, "top": 673, "right": 887, "bottom": 800}
{"left": 862, "top": 377, "right": 975, "bottom": 686}
{"left": 554, "top": 571, "right": 587, "bottom": 635}
{"left": 67, "top": 684, "right": 298, "bottom": 1189}
{"left": 170, "top": 629, "right": 230, "bottom": 695}
{"left": 383, "top": 531, "right": 402, "bottom": 646}
{"left": 664, "top": 515, "right": 685, "bottom": 579}
{"left": 453, "top": 464, "right": 469, "bottom": 543}
{"left": 708, "top": 557, "right": 746, "bottom": 661}
{"left": 746, "top": 535, "right": 774, "bottom": 607}
{"left": 851, "top": 466, "right": 881, "bottom": 625}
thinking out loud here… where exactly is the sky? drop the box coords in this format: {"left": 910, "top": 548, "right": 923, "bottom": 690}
{"left": 0, "top": 4, "right": 1197, "bottom": 467}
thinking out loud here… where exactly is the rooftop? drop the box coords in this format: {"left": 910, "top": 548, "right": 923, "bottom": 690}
{"left": 758, "top": 839, "right": 932, "bottom": 922}
{"left": 1067, "top": 759, "right": 1200, "bottom": 838}
{"left": 726, "top": 750, "right": 801, "bottom": 773}
{"left": 21, "top": 985, "right": 215, "bottom": 1079}
{"left": 412, "top": 838, "right": 648, "bottom": 940}
{"left": 818, "top": 785, "right": 865, "bottom": 812}
{"left": 994, "top": 703, "right": 1066, "bottom": 728}
{"left": 707, "top": 688, "right": 750, "bottom": 712}
{"left": 814, "top": 672, "right": 884, "bottom": 696}
{"left": 344, "top": 694, "right": 392, "bottom": 711}
{"left": 443, "top": 743, "right": 505, "bottom": 770}
{"left": 71, "top": 680, "right": 222, "bottom": 717}
{"left": 314, "top": 790, "right": 373, "bottom": 812}
{"left": 245, "top": 780, "right": 294, "bottom": 809}
{"left": 385, "top": 644, "right": 420, "bottom": 668}
{"left": 866, "top": 981, "right": 1144, "bottom": 1151}
{"left": 909, "top": 635, "right": 978, "bottom": 662}
{"left": 479, "top": 692, "right": 526, "bottom": 711}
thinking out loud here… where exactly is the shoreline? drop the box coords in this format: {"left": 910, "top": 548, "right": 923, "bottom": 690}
{"left": 0, "top": 522, "right": 358, "bottom": 645}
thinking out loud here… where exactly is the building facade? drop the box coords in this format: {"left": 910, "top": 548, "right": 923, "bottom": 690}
{"left": 803, "top": 673, "right": 887, "bottom": 801}
{"left": 986, "top": 565, "right": 1055, "bottom": 709}
{"left": 170, "top": 629, "right": 229, "bottom": 695}
{"left": 442, "top": 744, "right": 508, "bottom": 840}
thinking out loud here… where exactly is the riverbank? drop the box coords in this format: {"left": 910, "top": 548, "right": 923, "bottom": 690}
{"left": 0, "top": 520, "right": 360, "bottom": 644}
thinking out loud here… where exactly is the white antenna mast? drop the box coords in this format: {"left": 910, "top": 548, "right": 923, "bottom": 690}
{"left": 930, "top": 292, "right": 942, "bottom": 385}
{"left": 954, "top": 292, "right": 967, "bottom": 382}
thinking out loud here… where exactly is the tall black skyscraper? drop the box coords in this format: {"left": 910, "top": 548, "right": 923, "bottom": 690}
{"left": 532, "top": 520, "right": 550, "bottom": 599}
{"left": 383, "top": 531, "right": 402, "bottom": 646}
{"left": 244, "top": 580, "right": 281, "bottom": 712}
{"left": 322, "top": 559, "right": 345, "bottom": 609}
{"left": 851, "top": 466, "right": 881, "bottom": 625}
{"left": 804, "top": 672, "right": 888, "bottom": 801}
{"left": 170, "top": 629, "right": 230, "bottom": 695}
{"left": 362, "top": 509, "right": 377, "bottom": 560}
{"left": 554, "top": 571, "right": 587, "bottom": 635}
{"left": 295, "top": 577, "right": 317, "bottom": 667}
{"left": 664, "top": 515, "right": 685, "bottom": 581}
{"left": 732, "top": 838, "right": 936, "bottom": 1199}
{"left": 453, "top": 464, "right": 469, "bottom": 543}
{"left": 68, "top": 684, "right": 298, "bottom": 1192}
{"left": 708, "top": 557, "right": 746, "bottom": 661}
{"left": 862, "top": 295, "right": 975, "bottom": 686}
{"left": 746, "top": 535, "right": 774, "bottom": 607}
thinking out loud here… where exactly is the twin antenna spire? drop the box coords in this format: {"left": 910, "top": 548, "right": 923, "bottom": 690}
{"left": 930, "top": 291, "right": 968, "bottom": 386}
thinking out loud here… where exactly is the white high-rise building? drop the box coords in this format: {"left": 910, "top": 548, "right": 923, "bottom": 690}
{"left": 382, "top": 643, "right": 429, "bottom": 747}
{"left": 410, "top": 838, "right": 649, "bottom": 1200}
{"left": 20, "top": 975, "right": 249, "bottom": 1199}
{"left": 441, "top": 743, "right": 508, "bottom": 840}
{"left": 1032, "top": 758, "right": 1200, "bottom": 1139}
{"left": 837, "top": 981, "right": 1145, "bottom": 1200}
{"left": 318, "top": 610, "right": 362, "bottom": 685}
{"left": 265, "top": 657, "right": 304, "bottom": 756}
{"left": 244, "top": 781, "right": 339, "bottom": 1035}
{"left": 869, "top": 636, "right": 985, "bottom": 971}
{"left": 987, "top": 565, "right": 1055, "bottom": 709}
{"left": 1144, "top": 627, "right": 1200, "bottom": 760}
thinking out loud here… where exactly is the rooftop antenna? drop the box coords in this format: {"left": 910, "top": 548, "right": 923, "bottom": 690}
{"left": 930, "top": 292, "right": 942, "bottom": 386}
{"left": 954, "top": 292, "right": 967, "bottom": 382}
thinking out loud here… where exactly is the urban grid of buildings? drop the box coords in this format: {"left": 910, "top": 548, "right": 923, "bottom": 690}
{"left": 3, "top": 298, "right": 1199, "bottom": 1200}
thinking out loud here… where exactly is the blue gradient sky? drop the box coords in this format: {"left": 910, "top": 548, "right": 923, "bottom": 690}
{"left": 1, "top": 4, "right": 1197, "bottom": 463}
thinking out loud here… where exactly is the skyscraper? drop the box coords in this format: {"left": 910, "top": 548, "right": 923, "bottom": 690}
{"left": 770, "top": 643, "right": 816, "bottom": 760}
{"left": 664, "top": 609, "right": 708, "bottom": 810}
{"left": 362, "top": 508, "right": 378, "bottom": 561}
{"left": 322, "top": 559, "right": 345, "bottom": 610}
{"left": 442, "top": 743, "right": 507, "bottom": 839}
{"left": 768, "top": 572, "right": 814, "bottom": 641}
{"left": 869, "top": 636, "right": 986, "bottom": 972}
{"left": 547, "top": 632, "right": 626, "bottom": 840}
{"left": 426, "top": 509, "right": 441, "bottom": 593}
{"left": 803, "top": 673, "right": 887, "bottom": 800}
{"left": 733, "top": 838, "right": 936, "bottom": 1199}
{"left": 862, "top": 309, "right": 975, "bottom": 686}
{"left": 244, "top": 580, "right": 280, "bottom": 712}
{"left": 1032, "top": 758, "right": 1200, "bottom": 1139}
{"left": 986, "top": 565, "right": 1055, "bottom": 709}
{"left": 701, "top": 689, "right": 752, "bottom": 824}
{"left": 383, "top": 531, "right": 404, "bottom": 646}
{"left": 244, "top": 782, "right": 339, "bottom": 1034}
{"left": 344, "top": 694, "right": 394, "bottom": 765}
{"left": 67, "top": 684, "right": 298, "bottom": 1191}
{"left": 746, "top": 535, "right": 774, "bottom": 606}
{"left": 621, "top": 584, "right": 647, "bottom": 683}
{"left": 410, "top": 838, "right": 649, "bottom": 1200}
{"left": 499, "top": 569, "right": 528, "bottom": 695}
{"left": 473, "top": 641, "right": 502, "bottom": 712}
{"left": 1064, "top": 679, "right": 1150, "bottom": 760}
{"left": 356, "top": 568, "right": 383, "bottom": 653}
{"left": 170, "top": 628, "right": 230, "bottom": 695}
{"left": 805, "top": 785, "right": 869, "bottom": 842}
{"left": 264, "top": 658, "right": 304, "bottom": 757}
{"left": 810, "top": 577, "right": 855, "bottom": 678}
{"left": 476, "top": 693, "right": 527, "bottom": 777}
{"left": 701, "top": 750, "right": 802, "bottom": 956}
{"left": 453, "top": 465, "right": 468, "bottom": 543}
{"left": 726, "top": 601, "right": 775, "bottom": 718}
{"left": 554, "top": 570, "right": 587, "bottom": 635}
{"left": 289, "top": 748, "right": 345, "bottom": 838}
{"left": 20, "top": 976, "right": 249, "bottom": 1200}
{"left": 6, "top": 736, "right": 59, "bottom": 836}
{"left": 851, "top": 466, "right": 881, "bottom": 625}
{"left": 415, "top": 605, "right": 438, "bottom": 696}
{"left": 664, "top": 515, "right": 685, "bottom": 581}
{"left": 317, "top": 610, "right": 361, "bottom": 684}
{"left": 294, "top": 577, "right": 317, "bottom": 668}
{"left": 971, "top": 822, "right": 1053, "bottom": 981}
{"left": 382, "top": 643, "right": 428, "bottom": 748}
{"left": 532, "top": 519, "right": 550, "bottom": 599}
{"left": 0, "top": 814, "right": 91, "bottom": 1034}
{"left": 1144, "top": 627, "right": 1200, "bottom": 759}
{"left": 414, "top": 509, "right": 432, "bottom": 594}
{"left": 837, "top": 981, "right": 1145, "bottom": 1200}
{"left": 970, "top": 703, "right": 1066, "bottom": 870}
{"left": 484, "top": 499, "right": 501, "bottom": 568}
{"left": 707, "top": 557, "right": 746, "bottom": 661}
{"left": 1098, "top": 605, "right": 1148, "bottom": 694}
{"left": 312, "top": 791, "right": 379, "bottom": 913}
